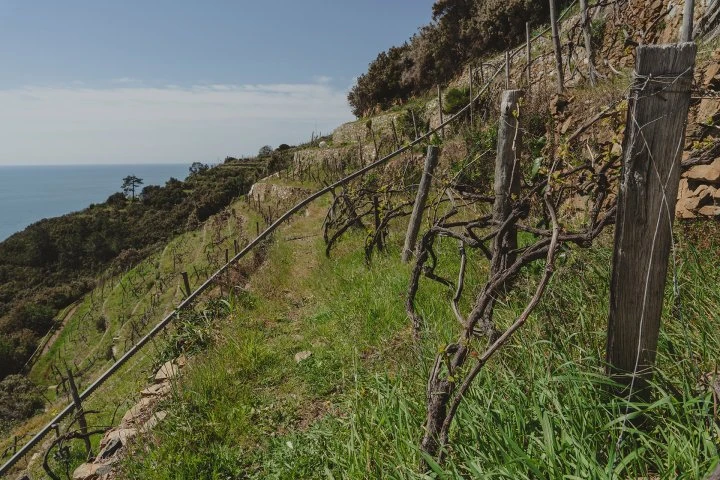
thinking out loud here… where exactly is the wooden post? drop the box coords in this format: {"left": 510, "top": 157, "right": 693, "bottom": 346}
{"left": 681, "top": 0, "right": 695, "bottom": 41}
{"left": 437, "top": 85, "right": 445, "bottom": 138}
{"left": 505, "top": 51, "right": 511, "bottom": 89}
{"left": 256, "top": 221, "right": 260, "bottom": 237}
{"left": 580, "top": 0, "right": 597, "bottom": 87}
{"left": 225, "top": 249, "right": 229, "bottom": 264}
{"left": 402, "top": 146, "right": 440, "bottom": 263}
{"left": 526, "top": 22, "right": 532, "bottom": 87}
{"left": 549, "top": 0, "right": 565, "bottom": 94}
{"left": 411, "top": 110, "right": 419, "bottom": 140}
{"left": 391, "top": 119, "right": 400, "bottom": 148}
{"left": 66, "top": 369, "right": 92, "bottom": 459}
{"left": 181, "top": 271, "right": 191, "bottom": 297}
{"left": 492, "top": 90, "right": 523, "bottom": 270}
{"left": 234, "top": 239, "right": 239, "bottom": 254}
{"left": 606, "top": 43, "right": 696, "bottom": 396}
{"left": 469, "top": 65, "right": 474, "bottom": 128}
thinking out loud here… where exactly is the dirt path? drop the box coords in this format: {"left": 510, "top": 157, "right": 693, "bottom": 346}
{"left": 39, "top": 302, "right": 81, "bottom": 356}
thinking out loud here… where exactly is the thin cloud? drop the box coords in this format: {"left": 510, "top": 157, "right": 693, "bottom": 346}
{"left": 0, "top": 82, "right": 352, "bottom": 165}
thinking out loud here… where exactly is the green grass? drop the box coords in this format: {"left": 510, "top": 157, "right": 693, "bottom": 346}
{"left": 120, "top": 202, "right": 720, "bottom": 479}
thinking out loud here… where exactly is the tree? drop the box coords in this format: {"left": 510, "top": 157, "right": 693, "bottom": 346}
{"left": 122, "top": 175, "right": 144, "bottom": 200}
{"left": 258, "top": 145, "right": 273, "bottom": 157}
{"left": 189, "top": 162, "right": 209, "bottom": 175}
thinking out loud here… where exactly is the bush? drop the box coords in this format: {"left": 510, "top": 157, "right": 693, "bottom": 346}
{"left": 0, "top": 375, "right": 44, "bottom": 433}
{"left": 444, "top": 87, "right": 471, "bottom": 115}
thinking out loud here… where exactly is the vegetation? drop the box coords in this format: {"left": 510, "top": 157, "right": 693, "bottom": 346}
{"left": 0, "top": 154, "right": 290, "bottom": 388}
{"left": 120, "top": 203, "right": 720, "bottom": 478}
{"left": 348, "top": 0, "right": 571, "bottom": 116}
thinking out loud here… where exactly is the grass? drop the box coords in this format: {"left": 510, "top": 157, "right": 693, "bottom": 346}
{"left": 119, "top": 196, "right": 720, "bottom": 479}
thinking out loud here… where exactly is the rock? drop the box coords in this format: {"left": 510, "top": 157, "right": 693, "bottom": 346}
{"left": 142, "top": 411, "right": 168, "bottom": 431}
{"left": 318, "top": 141, "right": 328, "bottom": 148}
{"left": 72, "top": 463, "right": 111, "bottom": 480}
{"left": 155, "top": 361, "right": 179, "bottom": 382}
{"left": 678, "top": 178, "right": 692, "bottom": 198}
{"left": 141, "top": 381, "right": 172, "bottom": 398}
{"left": 175, "top": 355, "right": 187, "bottom": 368}
{"left": 675, "top": 196, "right": 700, "bottom": 218}
{"left": 294, "top": 351, "right": 312, "bottom": 363}
{"left": 15, "top": 473, "right": 30, "bottom": 480}
{"left": 100, "top": 428, "right": 137, "bottom": 450}
{"left": 121, "top": 398, "right": 154, "bottom": 426}
{"left": 704, "top": 62, "right": 720, "bottom": 90}
{"left": 698, "top": 205, "right": 720, "bottom": 216}
{"left": 96, "top": 437, "right": 122, "bottom": 460}
{"left": 685, "top": 158, "right": 720, "bottom": 183}
{"left": 694, "top": 184, "right": 714, "bottom": 203}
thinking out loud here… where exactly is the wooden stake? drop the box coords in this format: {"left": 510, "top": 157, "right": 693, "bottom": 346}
{"left": 549, "top": 0, "right": 565, "bottom": 94}
{"left": 580, "top": 0, "right": 597, "bottom": 87}
{"left": 469, "top": 65, "right": 474, "bottom": 128}
{"left": 234, "top": 239, "right": 239, "bottom": 254}
{"left": 67, "top": 369, "right": 92, "bottom": 459}
{"left": 402, "top": 146, "right": 440, "bottom": 263}
{"left": 492, "top": 90, "right": 523, "bottom": 275}
{"left": 526, "top": 22, "right": 532, "bottom": 86}
{"left": 181, "top": 271, "right": 191, "bottom": 297}
{"left": 606, "top": 43, "right": 696, "bottom": 396}
{"left": 411, "top": 110, "right": 419, "bottom": 140}
{"left": 681, "top": 0, "right": 695, "bottom": 41}
{"left": 437, "top": 85, "right": 445, "bottom": 138}
{"left": 505, "top": 51, "right": 511, "bottom": 89}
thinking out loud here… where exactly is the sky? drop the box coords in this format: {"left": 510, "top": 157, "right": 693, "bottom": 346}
{"left": 0, "top": 0, "right": 434, "bottom": 165}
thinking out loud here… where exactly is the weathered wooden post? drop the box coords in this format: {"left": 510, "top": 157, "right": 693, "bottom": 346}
{"left": 234, "top": 239, "right": 239, "bottom": 255}
{"left": 437, "top": 85, "right": 445, "bottom": 138}
{"left": 181, "top": 271, "right": 191, "bottom": 297}
{"left": 469, "top": 65, "right": 474, "bottom": 128}
{"left": 549, "top": 0, "right": 565, "bottom": 93}
{"left": 402, "top": 146, "right": 440, "bottom": 263}
{"left": 66, "top": 369, "right": 92, "bottom": 459}
{"left": 682, "top": 0, "right": 695, "bottom": 41}
{"left": 580, "top": 0, "right": 597, "bottom": 86}
{"left": 526, "top": 22, "right": 532, "bottom": 87}
{"left": 492, "top": 90, "right": 523, "bottom": 269}
{"left": 504, "top": 51, "right": 511, "bottom": 88}
{"left": 606, "top": 43, "right": 696, "bottom": 396}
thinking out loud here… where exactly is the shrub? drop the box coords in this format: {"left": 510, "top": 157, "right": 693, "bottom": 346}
{"left": 0, "top": 375, "right": 44, "bottom": 433}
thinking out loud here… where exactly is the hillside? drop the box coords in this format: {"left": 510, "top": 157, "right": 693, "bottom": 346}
{"left": 3, "top": 0, "right": 720, "bottom": 478}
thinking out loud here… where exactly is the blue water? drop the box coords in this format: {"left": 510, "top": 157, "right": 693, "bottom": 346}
{"left": 0, "top": 164, "right": 191, "bottom": 242}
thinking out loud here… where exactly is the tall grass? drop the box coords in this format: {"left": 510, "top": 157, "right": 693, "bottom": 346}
{"left": 121, "top": 219, "right": 719, "bottom": 479}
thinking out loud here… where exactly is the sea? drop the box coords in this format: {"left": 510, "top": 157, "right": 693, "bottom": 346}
{"left": 0, "top": 164, "right": 191, "bottom": 242}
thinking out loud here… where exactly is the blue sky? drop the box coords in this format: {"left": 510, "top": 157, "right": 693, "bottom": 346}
{"left": 0, "top": 1, "right": 434, "bottom": 165}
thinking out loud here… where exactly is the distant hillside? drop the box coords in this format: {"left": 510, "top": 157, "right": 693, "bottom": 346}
{"left": 0, "top": 154, "right": 290, "bottom": 389}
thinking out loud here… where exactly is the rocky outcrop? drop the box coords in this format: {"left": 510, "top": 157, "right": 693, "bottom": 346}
{"left": 71, "top": 358, "right": 185, "bottom": 480}
{"left": 248, "top": 181, "right": 310, "bottom": 204}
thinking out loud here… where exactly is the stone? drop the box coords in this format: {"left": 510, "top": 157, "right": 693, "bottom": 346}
{"left": 175, "top": 355, "right": 187, "bottom": 368}
{"left": 155, "top": 361, "right": 179, "bottom": 382}
{"left": 121, "top": 398, "right": 154, "bottom": 426}
{"left": 713, "top": 187, "right": 720, "bottom": 200}
{"left": 678, "top": 178, "right": 692, "bottom": 198}
{"left": 96, "top": 437, "right": 122, "bottom": 460}
{"left": 142, "top": 410, "right": 168, "bottom": 431}
{"left": 685, "top": 158, "right": 720, "bottom": 183}
{"left": 72, "top": 463, "right": 111, "bottom": 480}
{"left": 15, "top": 473, "right": 30, "bottom": 480}
{"left": 693, "top": 184, "right": 714, "bottom": 203}
{"left": 294, "top": 351, "right": 312, "bottom": 363}
{"left": 100, "top": 428, "right": 137, "bottom": 449}
{"left": 704, "top": 62, "right": 720, "bottom": 89}
{"left": 141, "top": 382, "right": 172, "bottom": 398}
{"left": 698, "top": 205, "right": 720, "bottom": 216}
